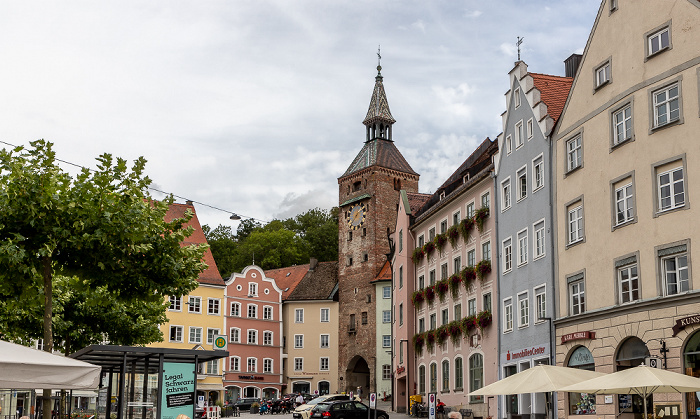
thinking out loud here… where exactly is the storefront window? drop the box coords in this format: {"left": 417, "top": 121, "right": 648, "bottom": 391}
{"left": 683, "top": 331, "right": 700, "bottom": 419}
{"left": 568, "top": 346, "right": 596, "bottom": 415}
{"left": 616, "top": 337, "right": 651, "bottom": 415}
{"left": 504, "top": 365, "right": 518, "bottom": 415}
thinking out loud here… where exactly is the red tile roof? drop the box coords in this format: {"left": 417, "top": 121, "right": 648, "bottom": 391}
{"left": 406, "top": 192, "right": 431, "bottom": 215}
{"left": 530, "top": 73, "right": 573, "bottom": 124}
{"left": 264, "top": 264, "right": 309, "bottom": 299}
{"left": 164, "top": 202, "right": 224, "bottom": 287}
{"left": 371, "top": 261, "right": 392, "bottom": 283}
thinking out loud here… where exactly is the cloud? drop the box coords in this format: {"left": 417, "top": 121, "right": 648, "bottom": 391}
{"left": 464, "top": 10, "right": 483, "bottom": 18}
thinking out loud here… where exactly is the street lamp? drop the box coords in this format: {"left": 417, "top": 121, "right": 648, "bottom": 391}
{"left": 230, "top": 213, "right": 241, "bottom": 220}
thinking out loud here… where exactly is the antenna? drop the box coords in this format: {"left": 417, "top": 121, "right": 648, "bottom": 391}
{"left": 517, "top": 36, "right": 524, "bottom": 61}
{"left": 252, "top": 252, "right": 255, "bottom": 266}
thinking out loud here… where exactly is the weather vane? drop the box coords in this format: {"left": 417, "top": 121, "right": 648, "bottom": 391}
{"left": 517, "top": 36, "right": 524, "bottom": 61}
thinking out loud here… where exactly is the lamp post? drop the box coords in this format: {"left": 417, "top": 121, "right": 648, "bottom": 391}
{"left": 645, "top": 338, "right": 669, "bottom": 369}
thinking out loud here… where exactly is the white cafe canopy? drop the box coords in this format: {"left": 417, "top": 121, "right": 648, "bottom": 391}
{"left": 469, "top": 364, "right": 606, "bottom": 396}
{"left": 0, "top": 340, "right": 101, "bottom": 390}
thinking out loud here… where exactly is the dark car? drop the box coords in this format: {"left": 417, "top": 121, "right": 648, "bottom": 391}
{"left": 233, "top": 398, "right": 260, "bottom": 411}
{"left": 310, "top": 400, "right": 388, "bottom": 419}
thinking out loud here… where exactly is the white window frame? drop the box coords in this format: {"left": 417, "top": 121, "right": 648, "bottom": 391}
{"left": 506, "top": 135, "right": 513, "bottom": 155}
{"left": 230, "top": 356, "right": 240, "bottom": 372}
{"left": 189, "top": 326, "right": 202, "bottom": 344}
{"left": 566, "top": 135, "right": 582, "bottom": 172}
{"left": 262, "top": 305, "right": 273, "bottom": 320}
{"left": 208, "top": 298, "right": 220, "bottom": 315}
{"left": 295, "top": 308, "right": 304, "bottom": 323}
{"left": 615, "top": 182, "right": 635, "bottom": 226}
{"left": 263, "top": 358, "right": 273, "bottom": 374}
{"left": 568, "top": 204, "right": 584, "bottom": 245}
{"left": 169, "top": 325, "right": 183, "bottom": 343}
{"left": 527, "top": 118, "right": 534, "bottom": 140}
{"left": 515, "top": 120, "right": 524, "bottom": 148}
{"left": 517, "top": 166, "right": 527, "bottom": 201}
{"left": 482, "top": 241, "right": 491, "bottom": 262}
{"left": 382, "top": 310, "right": 391, "bottom": 323}
{"left": 569, "top": 279, "right": 585, "bottom": 316}
{"left": 502, "top": 237, "right": 512, "bottom": 273}
{"left": 517, "top": 228, "right": 528, "bottom": 267}
{"left": 263, "top": 331, "right": 273, "bottom": 346}
{"left": 230, "top": 302, "right": 241, "bottom": 317}
{"left": 247, "top": 329, "right": 258, "bottom": 345}
{"left": 503, "top": 298, "right": 513, "bottom": 333}
{"left": 247, "top": 357, "right": 257, "bottom": 373}
{"left": 533, "top": 219, "right": 545, "bottom": 260}
{"left": 533, "top": 155, "right": 544, "bottom": 192}
{"left": 501, "top": 177, "right": 512, "bottom": 211}
{"left": 207, "top": 328, "right": 220, "bottom": 345}
{"left": 518, "top": 292, "right": 529, "bottom": 328}
{"left": 230, "top": 327, "right": 240, "bottom": 344}
{"left": 514, "top": 87, "right": 521, "bottom": 108}
{"left": 613, "top": 104, "right": 633, "bottom": 145}
{"left": 595, "top": 60, "right": 611, "bottom": 88}
{"left": 382, "top": 335, "right": 391, "bottom": 348}
{"left": 617, "top": 263, "right": 639, "bottom": 304}
{"left": 467, "top": 249, "right": 475, "bottom": 268}
{"left": 657, "top": 166, "right": 685, "bottom": 212}
{"left": 294, "top": 334, "right": 304, "bottom": 349}
{"left": 662, "top": 251, "right": 689, "bottom": 296}
{"left": 647, "top": 26, "right": 671, "bottom": 57}
{"left": 320, "top": 334, "right": 330, "bottom": 348}
{"left": 294, "top": 357, "right": 303, "bottom": 371}
{"left": 169, "top": 296, "right": 181, "bottom": 312}
{"left": 652, "top": 82, "right": 680, "bottom": 128}
{"left": 188, "top": 296, "right": 201, "bottom": 314}
{"left": 534, "top": 285, "right": 546, "bottom": 322}
{"left": 248, "top": 282, "right": 257, "bottom": 297}
{"left": 383, "top": 286, "right": 391, "bottom": 299}
{"left": 320, "top": 308, "right": 330, "bottom": 322}
{"left": 466, "top": 201, "right": 475, "bottom": 218}
{"left": 481, "top": 192, "right": 490, "bottom": 209}
{"left": 247, "top": 304, "right": 257, "bottom": 319}
{"left": 468, "top": 298, "right": 476, "bottom": 317}
{"left": 320, "top": 357, "right": 330, "bottom": 371}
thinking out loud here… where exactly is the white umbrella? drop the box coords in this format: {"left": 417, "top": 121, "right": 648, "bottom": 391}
{"left": 560, "top": 365, "right": 700, "bottom": 419}
{"left": 0, "top": 340, "right": 101, "bottom": 389}
{"left": 469, "top": 364, "right": 606, "bottom": 396}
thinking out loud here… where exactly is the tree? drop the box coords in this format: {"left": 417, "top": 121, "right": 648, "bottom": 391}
{"left": 201, "top": 224, "right": 238, "bottom": 279}
{"left": 0, "top": 140, "right": 206, "bottom": 372}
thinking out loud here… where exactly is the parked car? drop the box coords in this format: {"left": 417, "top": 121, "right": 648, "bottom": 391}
{"left": 310, "top": 400, "right": 389, "bottom": 419}
{"left": 233, "top": 398, "right": 260, "bottom": 411}
{"left": 293, "top": 395, "right": 351, "bottom": 419}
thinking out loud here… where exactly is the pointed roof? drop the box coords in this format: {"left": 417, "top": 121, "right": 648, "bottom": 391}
{"left": 363, "top": 66, "right": 396, "bottom": 126}
{"left": 342, "top": 138, "right": 418, "bottom": 177}
{"left": 370, "top": 260, "right": 392, "bottom": 283}
{"left": 530, "top": 72, "right": 573, "bottom": 124}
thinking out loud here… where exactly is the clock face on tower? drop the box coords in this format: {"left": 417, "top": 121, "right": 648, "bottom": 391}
{"left": 348, "top": 203, "right": 367, "bottom": 230}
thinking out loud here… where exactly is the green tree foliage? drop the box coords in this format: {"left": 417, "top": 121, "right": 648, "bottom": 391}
{"left": 204, "top": 207, "right": 338, "bottom": 275}
{"left": 0, "top": 140, "right": 207, "bottom": 355}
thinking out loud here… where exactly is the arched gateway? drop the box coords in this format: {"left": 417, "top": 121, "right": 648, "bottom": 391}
{"left": 345, "top": 356, "right": 371, "bottom": 394}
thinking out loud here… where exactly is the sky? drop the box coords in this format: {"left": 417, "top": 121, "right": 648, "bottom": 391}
{"left": 0, "top": 0, "right": 601, "bottom": 230}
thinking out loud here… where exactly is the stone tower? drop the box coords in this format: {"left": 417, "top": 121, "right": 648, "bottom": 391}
{"left": 337, "top": 64, "right": 419, "bottom": 394}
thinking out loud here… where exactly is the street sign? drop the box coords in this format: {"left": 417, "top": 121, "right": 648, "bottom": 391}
{"left": 214, "top": 335, "right": 227, "bottom": 350}
{"left": 429, "top": 393, "right": 435, "bottom": 419}
{"left": 369, "top": 393, "right": 376, "bottom": 408}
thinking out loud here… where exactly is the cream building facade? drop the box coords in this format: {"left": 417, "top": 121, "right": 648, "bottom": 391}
{"left": 552, "top": 1, "right": 700, "bottom": 419}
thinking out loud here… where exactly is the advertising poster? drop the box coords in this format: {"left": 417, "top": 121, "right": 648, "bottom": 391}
{"left": 160, "top": 362, "right": 195, "bottom": 419}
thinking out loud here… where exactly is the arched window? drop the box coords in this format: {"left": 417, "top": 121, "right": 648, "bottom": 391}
{"left": 684, "top": 331, "right": 700, "bottom": 411}
{"left": 418, "top": 365, "right": 426, "bottom": 395}
{"left": 454, "top": 357, "right": 464, "bottom": 390}
{"left": 567, "top": 346, "right": 595, "bottom": 415}
{"left": 616, "top": 338, "right": 651, "bottom": 414}
{"left": 469, "top": 354, "right": 483, "bottom": 403}
{"left": 429, "top": 363, "right": 437, "bottom": 393}
{"left": 441, "top": 360, "right": 450, "bottom": 391}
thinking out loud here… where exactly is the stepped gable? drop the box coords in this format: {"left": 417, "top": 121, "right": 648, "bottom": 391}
{"left": 165, "top": 202, "right": 224, "bottom": 286}
{"left": 530, "top": 72, "right": 573, "bottom": 124}
{"left": 406, "top": 192, "right": 431, "bottom": 215}
{"left": 285, "top": 261, "right": 339, "bottom": 301}
{"left": 264, "top": 264, "right": 309, "bottom": 300}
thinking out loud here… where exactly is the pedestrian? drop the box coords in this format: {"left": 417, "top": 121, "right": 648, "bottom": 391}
{"left": 295, "top": 393, "right": 304, "bottom": 407}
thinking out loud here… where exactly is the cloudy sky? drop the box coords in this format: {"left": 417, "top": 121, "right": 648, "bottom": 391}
{"left": 0, "top": 0, "right": 600, "bottom": 229}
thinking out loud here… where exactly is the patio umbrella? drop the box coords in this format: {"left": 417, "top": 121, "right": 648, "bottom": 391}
{"left": 469, "top": 364, "right": 606, "bottom": 396}
{"left": 560, "top": 365, "right": 700, "bottom": 419}
{"left": 0, "top": 340, "right": 101, "bottom": 389}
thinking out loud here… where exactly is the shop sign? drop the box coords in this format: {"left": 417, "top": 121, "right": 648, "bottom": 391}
{"left": 161, "top": 362, "right": 195, "bottom": 419}
{"left": 561, "top": 331, "right": 596, "bottom": 344}
{"left": 501, "top": 343, "right": 549, "bottom": 364}
{"left": 672, "top": 315, "right": 700, "bottom": 336}
{"left": 396, "top": 366, "right": 405, "bottom": 375}
{"left": 238, "top": 375, "right": 265, "bottom": 380}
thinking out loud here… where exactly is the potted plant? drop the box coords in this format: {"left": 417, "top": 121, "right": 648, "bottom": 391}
{"left": 448, "top": 274, "right": 462, "bottom": 298}
{"left": 474, "top": 207, "right": 490, "bottom": 232}
{"left": 250, "top": 402, "right": 260, "bottom": 414}
{"left": 436, "top": 325, "right": 450, "bottom": 345}
{"left": 423, "top": 241, "right": 436, "bottom": 257}
{"left": 460, "top": 217, "right": 474, "bottom": 242}
{"left": 436, "top": 279, "right": 449, "bottom": 302}
{"left": 426, "top": 330, "right": 436, "bottom": 351}
{"left": 412, "top": 247, "right": 425, "bottom": 264}
{"left": 477, "top": 310, "right": 492, "bottom": 332}
{"left": 461, "top": 266, "right": 476, "bottom": 287}
{"left": 413, "top": 333, "right": 425, "bottom": 355}
{"left": 476, "top": 260, "right": 492, "bottom": 280}
{"left": 462, "top": 315, "right": 478, "bottom": 335}
{"left": 447, "top": 224, "right": 461, "bottom": 247}
{"left": 448, "top": 321, "right": 462, "bottom": 345}
{"left": 411, "top": 289, "right": 425, "bottom": 308}
{"left": 424, "top": 285, "right": 436, "bottom": 303}
{"left": 434, "top": 234, "right": 448, "bottom": 255}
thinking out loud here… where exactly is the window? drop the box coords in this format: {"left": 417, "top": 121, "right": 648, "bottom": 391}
{"left": 534, "top": 220, "right": 545, "bottom": 259}
{"left": 264, "top": 358, "right": 273, "bottom": 374}
{"left": 658, "top": 166, "right": 685, "bottom": 212}
{"left": 515, "top": 120, "right": 524, "bottom": 148}
{"left": 263, "top": 306, "right": 273, "bottom": 320}
{"left": 248, "top": 304, "right": 257, "bottom": 319}
{"left": 249, "top": 282, "right": 257, "bottom": 296}
{"left": 348, "top": 231, "right": 352, "bottom": 241}
{"left": 467, "top": 202, "right": 475, "bottom": 218}
{"left": 595, "top": 60, "right": 611, "bottom": 88}
{"left": 533, "top": 156, "right": 544, "bottom": 191}
{"left": 454, "top": 304, "right": 462, "bottom": 321}
{"left": 230, "top": 356, "right": 240, "bottom": 372}
{"left": 514, "top": 87, "right": 521, "bottom": 108}
{"left": 652, "top": 82, "right": 680, "bottom": 128}
{"left": 294, "top": 358, "right": 303, "bottom": 371}
{"left": 247, "top": 358, "right": 257, "bottom": 372}
{"left": 647, "top": 25, "right": 671, "bottom": 57}
{"left": 248, "top": 329, "right": 257, "bottom": 344}
{"left": 517, "top": 229, "right": 528, "bottom": 266}
{"left": 482, "top": 242, "right": 491, "bottom": 261}
{"left": 660, "top": 243, "right": 689, "bottom": 296}
{"left": 189, "top": 327, "right": 202, "bottom": 344}
{"left": 617, "top": 261, "right": 639, "bottom": 304}
{"left": 527, "top": 118, "right": 533, "bottom": 139}
{"left": 294, "top": 334, "right": 303, "bottom": 349}
{"left": 506, "top": 135, "right": 513, "bottom": 154}
{"left": 208, "top": 298, "right": 220, "bottom": 315}
{"left": 503, "top": 298, "right": 513, "bottom": 332}
{"left": 263, "top": 331, "right": 273, "bottom": 346}
{"left": 566, "top": 135, "right": 582, "bottom": 172}
{"left": 383, "top": 286, "right": 391, "bottom": 299}
{"left": 481, "top": 192, "right": 490, "bottom": 210}
{"left": 518, "top": 293, "right": 529, "bottom": 328}
{"left": 363, "top": 253, "right": 368, "bottom": 262}
{"left": 321, "top": 308, "right": 330, "bottom": 322}
{"left": 418, "top": 275, "right": 425, "bottom": 290}
{"left": 349, "top": 314, "right": 356, "bottom": 330}
{"left": 483, "top": 293, "right": 492, "bottom": 313}
{"left": 169, "top": 325, "right": 183, "bottom": 342}
{"left": 230, "top": 302, "right": 241, "bottom": 317}
{"left": 419, "top": 365, "right": 426, "bottom": 395}
{"left": 502, "top": 238, "right": 512, "bottom": 273}
{"left": 399, "top": 303, "right": 404, "bottom": 326}
{"left": 383, "top": 364, "right": 391, "bottom": 380}
{"left": 430, "top": 313, "right": 437, "bottom": 330}
{"left": 568, "top": 273, "right": 586, "bottom": 315}
{"left": 455, "top": 357, "right": 464, "bottom": 390}
{"left": 615, "top": 182, "right": 635, "bottom": 225}
{"left": 429, "top": 227, "right": 436, "bottom": 241}
{"left": 295, "top": 308, "right": 304, "bottom": 323}
{"left": 419, "top": 318, "right": 425, "bottom": 333}
{"left": 535, "top": 286, "right": 546, "bottom": 322}
{"left": 169, "top": 296, "right": 181, "bottom": 311}
{"left": 382, "top": 310, "right": 391, "bottom": 323}
{"left": 612, "top": 104, "right": 633, "bottom": 145}
{"left": 399, "top": 266, "right": 403, "bottom": 289}
{"left": 204, "top": 359, "right": 219, "bottom": 375}
{"left": 320, "top": 334, "right": 330, "bottom": 348}
{"left": 441, "top": 263, "right": 448, "bottom": 280}
{"left": 442, "top": 360, "right": 450, "bottom": 391}
{"left": 454, "top": 256, "right": 462, "bottom": 274}
{"left": 517, "top": 167, "right": 527, "bottom": 201}
{"left": 361, "top": 311, "right": 368, "bottom": 324}
{"left": 468, "top": 299, "right": 476, "bottom": 317}
{"left": 430, "top": 363, "right": 437, "bottom": 393}
{"left": 418, "top": 235, "right": 425, "bottom": 247}
{"left": 230, "top": 327, "right": 240, "bottom": 343}
{"left": 567, "top": 202, "right": 584, "bottom": 245}
{"left": 399, "top": 230, "right": 403, "bottom": 253}
{"left": 501, "top": 178, "right": 511, "bottom": 210}
{"left": 429, "top": 270, "right": 436, "bottom": 286}
{"left": 453, "top": 211, "right": 460, "bottom": 225}
{"left": 188, "top": 296, "right": 201, "bottom": 313}
{"left": 440, "top": 220, "right": 448, "bottom": 234}
{"left": 207, "top": 328, "right": 220, "bottom": 344}
{"left": 467, "top": 250, "right": 475, "bottom": 267}
{"left": 320, "top": 358, "right": 330, "bottom": 371}
{"left": 442, "top": 308, "right": 449, "bottom": 325}
{"left": 469, "top": 354, "right": 484, "bottom": 402}
{"left": 382, "top": 335, "right": 391, "bottom": 348}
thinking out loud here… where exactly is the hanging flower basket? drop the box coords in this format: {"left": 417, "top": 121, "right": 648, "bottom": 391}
{"left": 477, "top": 310, "right": 493, "bottom": 331}
{"left": 447, "top": 224, "right": 461, "bottom": 248}
{"left": 426, "top": 330, "right": 436, "bottom": 351}
{"left": 411, "top": 289, "right": 425, "bottom": 308}
{"left": 423, "top": 241, "right": 436, "bottom": 257}
{"left": 413, "top": 333, "right": 425, "bottom": 355}
{"left": 448, "top": 274, "right": 462, "bottom": 298}
{"left": 434, "top": 234, "right": 448, "bottom": 255}
{"left": 476, "top": 260, "right": 492, "bottom": 280}
{"left": 436, "top": 280, "right": 449, "bottom": 302}
{"left": 474, "top": 207, "right": 490, "bottom": 232}
{"left": 424, "top": 286, "right": 436, "bottom": 302}
{"left": 460, "top": 217, "right": 474, "bottom": 243}
{"left": 412, "top": 247, "right": 425, "bottom": 264}
{"left": 461, "top": 315, "right": 478, "bottom": 335}
{"left": 448, "top": 321, "right": 462, "bottom": 345}
{"left": 436, "top": 325, "right": 450, "bottom": 345}
{"left": 461, "top": 266, "right": 476, "bottom": 286}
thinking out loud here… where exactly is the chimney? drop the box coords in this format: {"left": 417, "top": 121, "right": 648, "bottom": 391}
{"left": 309, "top": 258, "right": 318, "bottom": 271}
{"left": 564, "top": 54, "right": 582, "bottom": 78}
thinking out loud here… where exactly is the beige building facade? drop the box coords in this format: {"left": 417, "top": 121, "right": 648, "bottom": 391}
{"left": 552, "top": 1, "right": 700, "bottom": 419}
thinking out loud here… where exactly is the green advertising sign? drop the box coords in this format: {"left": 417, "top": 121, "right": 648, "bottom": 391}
{"left": 161, "top": 362, "right": 195, "bottom": 419}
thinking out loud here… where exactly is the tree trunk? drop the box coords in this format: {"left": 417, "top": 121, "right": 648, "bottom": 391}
{"left": 42, "top": 256, "right": 53, "bottom": 419}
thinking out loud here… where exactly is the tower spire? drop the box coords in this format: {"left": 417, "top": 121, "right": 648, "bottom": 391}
{"left": 363, "top": 50, "right": 395, "bottom": 142}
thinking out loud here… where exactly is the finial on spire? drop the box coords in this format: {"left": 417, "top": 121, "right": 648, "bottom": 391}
{"left": 376, "top": 45, "right": 382, "bottom": 75}
{"left": 516, "top": 36, "right": 524, "bottom": 61}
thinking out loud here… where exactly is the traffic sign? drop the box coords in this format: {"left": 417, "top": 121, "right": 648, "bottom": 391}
{"left": 213, "top": 335, "right": 227, "bottom": 350}
{"left": 369, "top": 393, "right": 376, "bottom": 408}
